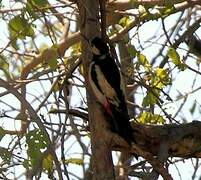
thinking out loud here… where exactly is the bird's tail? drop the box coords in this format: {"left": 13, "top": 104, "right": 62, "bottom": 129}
{"left": 107, "top": 105, "right": 135, "bottom": 145}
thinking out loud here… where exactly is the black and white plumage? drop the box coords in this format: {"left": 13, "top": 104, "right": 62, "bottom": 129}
{"left": 88, "top": 37, "right": 135, "bottom": 145}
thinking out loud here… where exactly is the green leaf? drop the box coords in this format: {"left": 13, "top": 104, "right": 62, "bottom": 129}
{"left": 8, "top": 15, "right": 35, "bottom": 40}
{"left": 142, "top": 89, "right": 160, "bottom": 107}
{"left": 25, "top": 2, "right": 39, "bottom": 20}
{"left": 43, "top": 154, "right": 53, "bottom": 178}
{"left": 178, "top": 63, "right": 186, "bottom": 71}
{"left": 23, "top": 159, "right": 31, "bottom": 169}
{"left": 52, "top": 82, "right": 60, "bottom": 92}
{"left": 167, "top": 47, "right": 181, "bottom": 65}
{"left": 142, "top": 92, "right": 155, "bottom": 107}
{"left": 127, "top": 44, "right": 137, "bottom": 58}
{"left": 0, "top": 148, "right": 11, "bottom": 164}
{"left": 26, "top": 129, "right": 49, "bottom": 149}
{"left": 167, "top": 47, "right": 186, "bottom": 71}
{"left": 48, "top": 46, "right": 58, "bottom": 70}
{"left": 137, "top": 53, "right": 149, "bottom": 67}
{"left": 190, "top": 101, "right": 196, "bottom": 115}
{"left": 119, "top": 16, "right": 131, "bottom": 27}
{"left": 65, "top": 158, "right": 84, "bottom": 165}
{"left": 157, "top": 6, "right": 174, "bottom": 17}
{"left": 137, "top": 112, "right": 165, "bottom": 124}
{"left": 28, "top": 0, "right": 48, "bottom": 7}
{"left": 43, "top": 154, "right": 53, "bottom": 171}
{"left": 153, "top": 68, "right": 171, "bottom": 88}
{"left": 48, "top": 106, "right": 58, "bottom": 113}
{"left": 26, "top": 129, "right": 49, "bottom": 168}
{"left": 0, "top": 55, "right": 8, "bottom": 70}
{"left": 0, "top": 55, "right": 11, "bottom": 79}
{"left": 0, "top": 127, "right": 6, "bottom": 141}
{"left": 155, "top": 68, "right": 166, "bottom": 78}
{"left": 28, "top": 148, "right": 42, "bottom": 167}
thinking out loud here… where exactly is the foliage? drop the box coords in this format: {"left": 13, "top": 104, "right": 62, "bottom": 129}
{"left": 167, "top": 47, "right": 186, "bottom": 70}
{"left": 137, "top": 112, "right": 165, "bottom": 124}
{"left": 26, "top": 129, "right": 49, "bottom": 168}
{"left": 0, "top": 0, "right": 201, "bottom": 179}
{"left": 65, "top": 158, "right": 84, "bottom": 166}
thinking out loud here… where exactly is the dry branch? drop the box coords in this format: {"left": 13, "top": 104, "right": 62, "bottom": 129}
{"left": 48, "top": 105, "right": 201, "bottom": 160}
{"left": 130, "top": 121, "right": 201, "bottom": 158}
{"left": 20, "top": 0, "right": 201, "bottom": 81}
{"left": 0, "top": 78, "right": 63, "bottom": 179}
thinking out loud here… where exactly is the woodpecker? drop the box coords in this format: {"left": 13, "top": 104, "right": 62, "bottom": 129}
{"left": 88, "top": 37, "right": 135, "bottom": 145}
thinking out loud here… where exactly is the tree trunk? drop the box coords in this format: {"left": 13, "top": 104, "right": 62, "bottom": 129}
{"left": 77, "top": 1, "right": 115, "bottom": 179}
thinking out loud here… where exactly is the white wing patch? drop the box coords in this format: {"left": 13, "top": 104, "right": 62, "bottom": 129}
{"left": 88, "top": 62, "right": 107, "bottom": 105}
{"left": 94, "top": 65, "right": 120, "bottom": 107}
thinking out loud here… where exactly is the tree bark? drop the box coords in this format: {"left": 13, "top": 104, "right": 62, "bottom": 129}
{"left": 77, "top": 1, "right": 115, "bottom": 179}
{"left": 130, "top": 121, "right": 201, "bottom": 158}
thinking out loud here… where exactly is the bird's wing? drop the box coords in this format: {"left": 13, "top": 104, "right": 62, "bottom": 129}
{"left": 88, "top": 62, "right": 107, "bottom": 105}
{"left": 119, "top": 72, "right": 126, "bottom": 97}
{"left": 94, "top": 65, "right": 120, "bottom": 107}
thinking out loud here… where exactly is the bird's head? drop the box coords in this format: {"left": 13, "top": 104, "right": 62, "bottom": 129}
{"left": 91, "top": 37, "right": 109, "bottom": 55}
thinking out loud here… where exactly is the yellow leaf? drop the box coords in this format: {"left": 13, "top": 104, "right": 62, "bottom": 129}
{"left": 42, "top": 154, "right": 53, "bottom": 171}
{"left": 65, "top": 158, "right": 83, "bottom": 165}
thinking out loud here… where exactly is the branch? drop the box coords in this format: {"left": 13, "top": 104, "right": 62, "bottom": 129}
{"left": 130, "top": 121, "right": 201, "bottom": 158}
{"left": 107, "top": 0, "right": 187, "bottom": 11}
{"left": 49, "top": 106, "right": 201, "bottom": 160}
{"left": 159, "top": 17, "right": 201, "bottom": 68}
{"left": 20, "top": 0, "right": 200, "bottom": 80}
{"left": 21, "top": 31, "right": 80, "bottom": 79}
{"left": 49, "top": 108, "right": 88, "bottom": 121}
{"left": 110, "top": 121, "right": 201, "bottom": 179}
{"left": 0, "top": 78, "right": 63, "bottom": 179}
